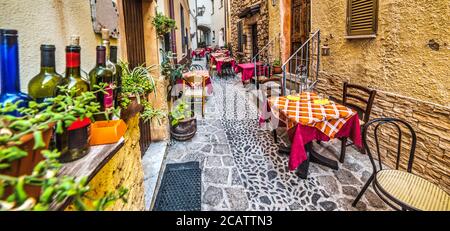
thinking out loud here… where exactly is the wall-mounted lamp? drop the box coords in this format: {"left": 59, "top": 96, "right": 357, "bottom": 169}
{"left": 197, "top": 5, "right": 206, "bottom": 16}
{"left": 322, "top": 38, "right": 331, "bottom": 56}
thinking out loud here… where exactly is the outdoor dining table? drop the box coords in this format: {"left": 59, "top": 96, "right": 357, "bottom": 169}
{"left": 174, "top": 70, "right": 213, "bottom": 97}
{"left": 262, "top": 92, "right": 363, "bottom": 178}
{"left": 236, "top": 62, "right": 269, "bottom": 82}
{"left": 191, "top": 48, "right": 206, "bottom": 58}
{"left": 215, "top": 57, "right": 236, "bottom": 75}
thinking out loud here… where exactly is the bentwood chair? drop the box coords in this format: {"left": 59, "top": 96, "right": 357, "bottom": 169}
{"left": 182, "top": 74, "right": 206, "bottom": 118}
{"left": 337, "top": 82, "right": 377, "bottom": 163}
{"left": 353, "top": 118, "right": 450, "bottom": 211}
{"left": 189, "top": 64, "right": 204, "bottom": 71}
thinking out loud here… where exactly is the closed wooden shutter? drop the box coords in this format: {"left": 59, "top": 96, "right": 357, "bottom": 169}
{"left": 123, "top": 0, "right": 146, "bottom": 68}
{"left": 347, "top": 0, "right": 378, "bottom": 37}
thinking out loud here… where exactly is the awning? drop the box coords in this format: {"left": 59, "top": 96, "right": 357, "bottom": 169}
{"left": 238, "top": 3, "right": 261, "bottom": 18}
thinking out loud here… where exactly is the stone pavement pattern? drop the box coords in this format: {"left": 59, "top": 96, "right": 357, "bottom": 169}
{"left": 162, "top": 59, "right": 389, "bottom": 211}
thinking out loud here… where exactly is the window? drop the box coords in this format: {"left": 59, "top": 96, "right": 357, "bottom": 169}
{"left": 211, "top": 0, "right": 214, "bottom": 15}
{"left": 346, "top": 0, "right": 378, "bottom": 38}
{"left": 212, "top": 31, "right": 216, "bottom": 43}
{"left": 220, "top": 0, "right": 223, "bottom": 8}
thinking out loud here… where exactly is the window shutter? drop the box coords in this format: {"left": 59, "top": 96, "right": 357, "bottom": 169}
{"left": 347, "top": 0, "right": 378, "bottom": 37}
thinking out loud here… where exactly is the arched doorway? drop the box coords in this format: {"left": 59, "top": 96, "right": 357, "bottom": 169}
{"left": 197, "top": 24, "right": 211, "bottom": 47}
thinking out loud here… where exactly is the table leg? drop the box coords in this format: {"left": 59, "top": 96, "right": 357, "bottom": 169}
{"left": 306, "top": 142, "right": 339, "bottom": 170}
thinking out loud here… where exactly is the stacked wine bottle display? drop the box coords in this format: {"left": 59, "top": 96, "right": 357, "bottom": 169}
{"left": 0, "top": 28, "right": 123, "bottom": 163}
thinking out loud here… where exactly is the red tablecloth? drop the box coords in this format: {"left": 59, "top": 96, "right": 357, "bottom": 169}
{"left": 287, "top": 114, "right": 362, "bottom": 171}
{"left": 261, "top": 94, "right": 363, "bottom": 171}
{"left": 236, "top": 63, "right": 268, "bottom": 82}
{"left": 192, "top": 49, "right": 206, "bottom": 58}
{"left": 216, "top": 58, "right": 236, "bottom": 75}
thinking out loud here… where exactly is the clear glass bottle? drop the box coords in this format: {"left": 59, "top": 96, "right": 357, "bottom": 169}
{"left": 101, "top": 28, "right": 117, "bottom": 77}
{"left": 28, "top": 44, "right": 63, "bottom": 103}
{"left": 0, "top": 29, "right": 32, "bottom": 116}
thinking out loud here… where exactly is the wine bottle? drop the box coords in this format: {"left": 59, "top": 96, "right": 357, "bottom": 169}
{"left": 28, "top": 44, "right": 63, "bottom": 103}
{"left": 101, "top": 28, "right": 117, "bottom": 76}
{"left": 61, "top": 35, "right": 89, "bottom": 82}
{"left": 61, "top": 45, "right": 90, "bottom": 95}
{"left": 55, "top": 45, "right": 91, "bottom": 163}
{"left": 89, "top": 46, "right": 114, "bottom": 121}
{"left": 0, "top": 29, "right": 32, "bottom": 116}
{"left": 110, "top": 45, "right": 122, "bottom": 108}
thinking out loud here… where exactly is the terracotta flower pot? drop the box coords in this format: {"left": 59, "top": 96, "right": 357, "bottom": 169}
{"left": 1, "top": 126, "right": 54, "bottom": 199}
{"left": 170, "top": 116, "right": 197, "bottom": 141}
{"left": 273, "top": 66, "right": 282, "bottom": 74}
{"left": 120, "top": 94, "right": 145, "bottom": 121}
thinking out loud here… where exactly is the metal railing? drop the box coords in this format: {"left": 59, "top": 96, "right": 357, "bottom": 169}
{"left": 252, "top": 36, "right": 278, "bottom": 91}
{"left": 281, "top": 30, "right": 321, "bottom": 95}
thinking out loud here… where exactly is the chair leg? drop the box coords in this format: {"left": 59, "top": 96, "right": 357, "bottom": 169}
{"left": 202, "top": 96, "right": 205, "bottom": 118}
{"left": 352, "top": 174, "right": 374, "bottom": 207}
{"left": 272, "top": 129, "right": 278, "bottom": 143}
{"left": 339, "top": 137, "right": 348, "bottom": 163}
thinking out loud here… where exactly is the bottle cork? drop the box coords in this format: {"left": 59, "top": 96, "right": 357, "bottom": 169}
{"left": 70, "top": 35, "right": 80, "bottom": 46}
{"left": 101, "top": 28, "right": 110, "bottom": 40}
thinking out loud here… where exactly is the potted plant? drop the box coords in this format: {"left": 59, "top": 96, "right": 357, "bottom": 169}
{"left": 160, "top": 49, "right": 185, "bottom": 102}
{"left": 0, "top": 87, "right": 127, "bottom": 211}
{"left": 169, "top": 101, "right": 196, "bottom": 141}
{"left": 118, "top": 61, "right": 159, "bottom": 121}
{"left": 272, "top": 58, "right": 282, "bottom": 74}
{"left": 0, "top": 147, "right": 128, "bottom": 211}
{"left": 151, "top": 12, "right": 177, "bottom": 38}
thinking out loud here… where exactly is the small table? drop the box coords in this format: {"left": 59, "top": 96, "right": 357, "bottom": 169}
{"left": 181, "top": 70, "right": 213, "bottom": 95}
{"left": 215, "top": 57, "right": 236, "bottom": 76}
{"left": 236, "top": 62, "right": 269, "bottom": 82}
{"left": 263, "top": 92, "right": 363, "bottom": 178}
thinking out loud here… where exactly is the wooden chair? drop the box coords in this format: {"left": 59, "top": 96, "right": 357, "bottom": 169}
{"left": 353, "top": 118, "right": 450, "bottom": 211}
{"left": 338, "top": 82, "right": 377, "bottom": 163}
{"left": 182, "top": 74, "right": 206, "bottom": 118}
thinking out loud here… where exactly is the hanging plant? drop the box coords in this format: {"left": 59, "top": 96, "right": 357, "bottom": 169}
{"left": 151, "top": 12, "right": 177, "bottom": 37}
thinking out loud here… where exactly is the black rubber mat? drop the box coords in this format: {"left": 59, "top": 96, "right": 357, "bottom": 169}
{"left": 153, "top": 162, "right": 202, "bottom": 211}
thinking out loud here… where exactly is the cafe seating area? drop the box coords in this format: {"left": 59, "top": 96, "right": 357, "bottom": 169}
{"left": 162, "top": 44, "right": 450, "bottom": 211}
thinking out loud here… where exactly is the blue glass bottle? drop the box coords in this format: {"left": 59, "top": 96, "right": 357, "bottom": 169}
{"left": 0, "top": 29, "right": 31, "bottom": 116}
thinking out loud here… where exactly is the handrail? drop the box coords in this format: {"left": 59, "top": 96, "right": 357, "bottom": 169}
{"left": 251, "top": 35, "right": 278, "bottom": 62}
{"left": 281, "top": 29, "right": 321, "bottom": 95}
{"left": 282, "top": 29, "right": 320, "bottom": 68}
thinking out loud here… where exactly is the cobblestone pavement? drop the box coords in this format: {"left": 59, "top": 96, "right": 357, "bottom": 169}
{"left": 162, "top": 59, "right": 389, "bottom": 211}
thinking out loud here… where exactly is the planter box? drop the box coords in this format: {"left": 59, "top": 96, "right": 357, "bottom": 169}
{"left": 1, "top": 126, "right": 54, "bottom": 199}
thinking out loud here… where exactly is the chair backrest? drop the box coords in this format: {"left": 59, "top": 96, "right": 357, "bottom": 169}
{"left": 183, "top": 74, "right": 206, "bottom": 88}
{"left": 343, "top": 82, "right": 377, "bottom": 124}
{"left": 362, "top": 118, "right": 417, "bottom": 173}
{"left": 190, "top": 64, "right": 204, "bottom": 71}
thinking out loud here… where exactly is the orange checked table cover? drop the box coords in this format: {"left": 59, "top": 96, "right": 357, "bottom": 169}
{"left": 268, "top": 92, "right": 356, "bottom": 139}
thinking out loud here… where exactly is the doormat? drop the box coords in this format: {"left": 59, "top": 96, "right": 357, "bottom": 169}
{"left": 153, "top": 162, "right": 202, "bottom": 211}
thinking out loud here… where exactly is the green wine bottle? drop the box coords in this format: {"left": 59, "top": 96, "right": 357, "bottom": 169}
{"left": 110, "top": 45, "right": 122, "bottom": 108}
{"left": 89, "top": 45, "right": 114, "bottom": 121}
{"left": 28, "top": 44, "right": 63, "bottom": 103}
{"left": 55, "top": 45, "right": 91, "bottom": 163}
{"left": 61, "top": 35, "right": 90, "bottom": 82}
{"left": 61, "top": 45, "right": 89, "bottom": 95}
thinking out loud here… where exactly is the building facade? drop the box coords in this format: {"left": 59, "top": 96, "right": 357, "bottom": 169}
{"left": 157, "top": 0, "right": 191, "bottom": 62}
{"left": 229, "top": 0, "right": 270, "bottom": 59}
{"left": 270, "top": 0, "right": 450, "bottom": 192}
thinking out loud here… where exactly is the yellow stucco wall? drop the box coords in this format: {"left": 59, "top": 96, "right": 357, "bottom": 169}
{"left": 311, "top": 0, "right": 450, "bottom": 107}
{"left": 0, "top": 0, "right": 119, "bottom": 93}
{"left": 66, "top": 114, "right": 145, "bottom": 211}
{"left": 268, "top": 0, "right": 281, "bottom": 60}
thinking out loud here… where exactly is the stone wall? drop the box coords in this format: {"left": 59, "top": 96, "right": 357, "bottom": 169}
{"left": 316, "top": 72, "right": 450, "bottom": 194}
{"left": 311, "top": 0, "right": 449, "bottom": 106}
{"left": 66, "top": 114, "right": 145, "bottom": 211}
{"left": 230, "top": 0, "right": 269, "bottom": 60}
